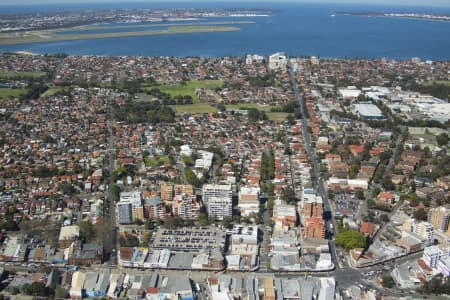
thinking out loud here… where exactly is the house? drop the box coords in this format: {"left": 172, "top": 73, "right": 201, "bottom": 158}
{"left": 359, "top": 222, "right": 377, "bottom": 238}
{"left": 348, "top": 145, "right": 365, "bottom": 158}
{"left": 377, "top": 192, "right": 395, "bottom": 208}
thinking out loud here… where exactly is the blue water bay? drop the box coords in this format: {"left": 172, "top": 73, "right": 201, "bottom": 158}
{"left": 0, "top": 2, "right": 449, "bottom": 59}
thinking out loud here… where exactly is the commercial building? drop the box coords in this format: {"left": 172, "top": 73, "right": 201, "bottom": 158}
{"left": 238, "top": 185, "right": 260, "bottom": 217}
{"left": 203, "top": 184, "right": 233, "bottom": 220}
{"left": 273, "top": 205, "right": 297, "bottom": 229}
{"left": 118, "top": 191, "right": 144, "bottom": 223}
{"left": 58, "top": 225, "right": 80, "bottom": 248}
{"left": 353, "top": 103, "right": 384, "bottom": 120}
{"left": 338, "top": 86, "right": 361, "bottom": 99}
{"left": 69, "top": 271, "right": 85, "bottom": 299}
{"left": 226, "top": 225, "right": 259, "bottom": 271}
{"left": 118, "top": 202, "right": 133, "bottom": 224}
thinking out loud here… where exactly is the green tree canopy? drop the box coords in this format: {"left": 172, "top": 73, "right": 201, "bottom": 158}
{"left": 381, "top": 274, "right": 395, "bottom": 288}
{"left": 78, "top": 220, "right": 95, "bottom": 242}
{"left": 413, "top": 208, "right": 428, "bottom": 221}
{"left": 436, "top": 133, "right": 449, "bottom": 147}
{"left": 335, "top": 230, "right": 367, "bottom": 250}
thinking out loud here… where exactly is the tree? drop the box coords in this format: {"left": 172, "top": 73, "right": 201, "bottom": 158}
{"left": 163, "top": 216, "right": 184, "bottom": 229}
{"left": 55, "top": 286, "right": 69, "bottom": 299}
{"left": 436, "top": 133, "right": 449, "bottom": 147}
{"left": 197, "top": 212, "right": 210, "bottom": 226}
{"left": 221, "top": 216, "right": 232, "bottom": 229}
{"left": 281, "top": 187, "right": 296, "bottom": 204}
{"left": 22, "top": 282, "right": 49, "bottom": 296}
{"left": 335, "top": 230, "right": 367, "bottom": 250}
{"left": 413, "top": 208, "right": 428, "bottom": 221}
{"left": 78, "top": 220, "right": 95, "bottom": 242}
{"left": 417, "top": 275, "right": 450, "bottom": 295}
{"left": 355, "top": 190, "right": 365, "bottom": 200}
{"left": 348, "top": 163, "right": 360, "bottom": 179}
{"left": 379, "top": 214, "right": 390, "bottom": 222}
{"left": 119, "top": 232, "right": 140, "bottom": 247}
{"left": 381, "top": 274, "right": 395, "bottom": 288}
{"left": 145, "top": 218, "right": 154, "bottom": 230}
{"left": 142, "top": 232, "right": 152, "bottom": 246}
{"left": 381, "top": 176, "right": 395, "bottom": 191}
{"left": 184, "top": 167, "right": 202, "bottom": 188}
{"left": 58, "top": 182, "right": 77, "bottom": 195}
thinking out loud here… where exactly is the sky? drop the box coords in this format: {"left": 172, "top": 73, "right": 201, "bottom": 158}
{"left": 1, "top": 0, "right": 450, "bottom": 7}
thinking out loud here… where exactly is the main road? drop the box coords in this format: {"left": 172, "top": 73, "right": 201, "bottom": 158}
{"left": 106, "top": 93, "right": 118, "bottom": 266}
{"left": 287, "top": 62, "right": 340, "bottom": 267}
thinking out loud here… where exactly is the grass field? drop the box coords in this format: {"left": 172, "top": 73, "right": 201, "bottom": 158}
{"left": 174, "top": 103, "right": 218, "bottom": 114}
{"left": 0, "top": 25, "right": 240, "bottom": 46}
{"left": 146, "top": 80, "right": 223, "bottom": 103}
{"left": 267, "top": 112, "right": 289, "bottom": 122}
{"left": 144, "top": 155, "right": 171, "bottom": 168}
{"left": 0, "top": 88, "right": 27, "bottom": 99}
{"left": 225, "top": 103, "right": 275, "bottom": 111}
{"left": 0, "top": 71, "right": 46, "bottom": 79}
{"left": 434, "top": 80, "right": 450, "bottom": 86}
{"left": 41, "top": 87, "right": 63, "bottom": 97}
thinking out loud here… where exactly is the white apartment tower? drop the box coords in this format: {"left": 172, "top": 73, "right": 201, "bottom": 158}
{"left": 203, "top": 184, "right": 233, "bottom": 220}
{"left": 414, "top": 221, "right": 434, "bottom": 247}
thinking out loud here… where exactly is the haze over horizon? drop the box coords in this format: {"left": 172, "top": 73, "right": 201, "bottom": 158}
{"left": 1, "top": 0, "right": 450, "bottom": 8}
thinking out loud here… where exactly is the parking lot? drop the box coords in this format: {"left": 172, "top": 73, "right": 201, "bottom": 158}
{"left": 333, "top": 193, "right": 360, "bottom": 218}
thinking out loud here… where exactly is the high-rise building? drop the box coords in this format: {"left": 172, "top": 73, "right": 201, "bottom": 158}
{"left": 160, "top": 182, "right": 194, "bottom": 203}
{"left": 305, "top": 198, "right": 323, "bottom": 219}
{"left": 203, "top": 184, "right": 233, "bottom": 220}
{"left": 268, "top": 52, "right": 287, "bottom": 71}
{"left": 172, "top": 194, "right": 202, "bottom": 220}
{"left": 304, "top": 218, "right": 326, "bottom": 239}
{"left": 174, "top": 184, "right": 194, "bottom": 198}
{"left": 423, "top": 245, "right": 443, "bottom": 268}
{"left": 413, "top": 221, "right": 434, "bottom": 246}
{"left": 144, "top": 196, "right": 167, "bottom": 221}
{"left": 428, "top": 207, "right": 450, "bottom": 232}
{"left": 160, "top": 182, "right": 174, "bottom": 202}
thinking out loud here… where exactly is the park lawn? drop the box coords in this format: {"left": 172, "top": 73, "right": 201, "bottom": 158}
{"left": 144, "top": 80, "right": 223, "bottom": 103}
{"left": 144, "top": 155, "right": 171, "bottom": 168}
{"left": 0, "top": 88, "right": 27, "bottom": 99}
{"left": 174, "top": 103, "right": 218, "bottom": 114}
{"left": 225, "top": 103, "right": 277, "bottom": 112}
{"left": 433, "top": 80, "right": 450, "bottom": 86}
{"left": 267, "top": 112, "right": 289, "bottom": 122}
{"left": 41, "top": 87, "right": 63, "bottom": 97}
{"left": 0, "top": 71, "right": 46, "bottom": 79}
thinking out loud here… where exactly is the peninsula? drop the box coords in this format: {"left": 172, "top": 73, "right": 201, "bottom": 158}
{"left": 335, "top": 11, "right": 450, "bottom": 22}
{"left": 0, "top": 22, "right": 253, "bottom": 46}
